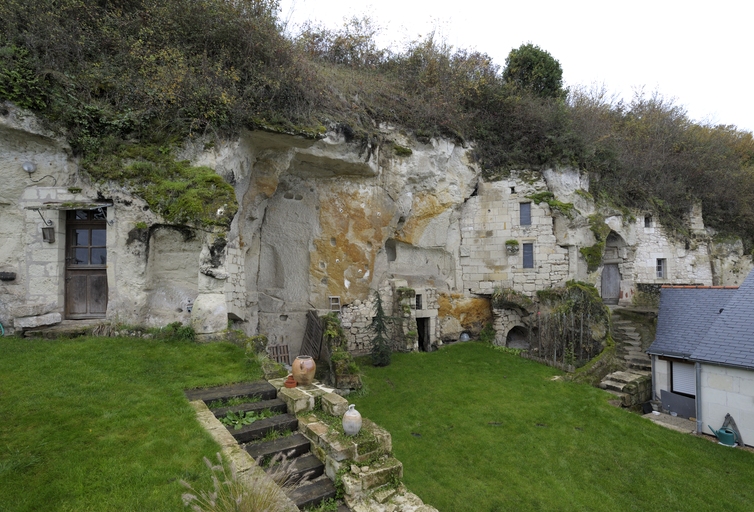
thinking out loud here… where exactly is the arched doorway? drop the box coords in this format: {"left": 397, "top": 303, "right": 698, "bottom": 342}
{"left": 506, "top": 326, "right": 530, "bottom": 350}
{"left": 601, "top": 231, "right": 624, "bottom": 305}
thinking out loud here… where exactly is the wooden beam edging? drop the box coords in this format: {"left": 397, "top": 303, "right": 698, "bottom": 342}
{"left": 188, "top": 400, "right": 300, "bottom": 512}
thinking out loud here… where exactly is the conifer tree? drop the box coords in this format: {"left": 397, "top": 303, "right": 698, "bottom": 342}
{"left": 370, "top": 291, "right": 392, "bottom": 367}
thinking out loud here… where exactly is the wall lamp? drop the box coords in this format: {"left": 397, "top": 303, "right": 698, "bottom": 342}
{"left": 34, "top": 209, "right": 55, "bottom": 243}
{"left": 22, "top": 160, "right": 57, "bottom": 186}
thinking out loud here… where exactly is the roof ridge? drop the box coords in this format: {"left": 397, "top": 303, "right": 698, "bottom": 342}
{"left": 661, "top": 285, "right": 739, "bottom": 289}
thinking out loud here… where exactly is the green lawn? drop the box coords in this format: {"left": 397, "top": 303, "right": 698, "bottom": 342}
{"left": 351, "top": 342, "right": 754, "bottom": 512}
{"left": 0, "top": 336, "right": 262, "bottom": 512}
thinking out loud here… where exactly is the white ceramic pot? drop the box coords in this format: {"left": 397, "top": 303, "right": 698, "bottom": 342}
{"left": 342, "top": 404, "right": 362, "bottom": 436}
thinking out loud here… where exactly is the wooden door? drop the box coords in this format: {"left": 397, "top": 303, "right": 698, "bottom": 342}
{"left": 601, "top": 263, "right": 621, "bottom": 305}
{"left": 65, "top": 210, "right": 108, "bottom": 318}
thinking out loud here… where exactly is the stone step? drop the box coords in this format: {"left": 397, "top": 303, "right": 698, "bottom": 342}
{"left": 604, "top": 389, "right": 629, "bottom": 402}
{"left": 245, "top": 432, "right": 311, "bottom": 462}
{"left": 185, "top": 381, "right": 277, "bottom": 403}
{"left": 628, "top": 361, "right": 652, "bottom": 371}
{"left": 605, "top": 371, "right": 644, "bottom": 384}
{"left": 267, "top": 453, "right": 325, "bottom": 485}
{"left": 287, "top": 476, "right": 337, "bottom": 509}
{"left": 601, "top": 379, "right": 628, "bottom": 393}
{"left": 231, "top": 413, "right": 299, "bottom": 443}
{"left": 211, "top": 398, "right": 287, "bottom": 418}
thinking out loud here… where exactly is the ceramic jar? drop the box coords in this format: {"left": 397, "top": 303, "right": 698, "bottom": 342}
{"left": 342, "top": 404, "right": 362, "bottom": 436}
{"left": 292, "top": 355, "right": 316, "bottom": 385}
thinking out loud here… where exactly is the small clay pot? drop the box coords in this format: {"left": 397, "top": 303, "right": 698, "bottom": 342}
{"left": 342, "top": 404, "right": 362, "bottom": 436}
{"left": 292, "top": 355, "right": 316, "bottom": 385}
{"left": 283, "top": 374, "right": 297, "bottom": 388}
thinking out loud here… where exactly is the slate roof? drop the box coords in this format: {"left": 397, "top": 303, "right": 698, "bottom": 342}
{"left": 647, "top": 286, "right": 737, "bottom": 360}
{"left": 691, "top": 271, "right": 754, "bottom": 369}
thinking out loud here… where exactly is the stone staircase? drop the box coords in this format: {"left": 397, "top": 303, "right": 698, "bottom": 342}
{"left": 599, "top": 312, "right": 653, "bottom": 407}
{"left": 185, "top": 381, "right": 342, "bottom": 510}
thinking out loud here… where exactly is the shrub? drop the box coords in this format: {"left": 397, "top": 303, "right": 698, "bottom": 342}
{"left": 181, "top": 452, "right": 292, "bottom": 512}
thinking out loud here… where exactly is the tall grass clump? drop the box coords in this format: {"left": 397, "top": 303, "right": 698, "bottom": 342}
{"left": 181, "top": 452, "right": 300, "bottom": 512}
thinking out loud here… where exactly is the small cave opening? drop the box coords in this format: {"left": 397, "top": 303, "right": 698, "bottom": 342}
{"left": 506, "top": 326, "right": 530, "bottom": 350}
{"left": 385, "top": 238, "right": 397, "bottom": 262}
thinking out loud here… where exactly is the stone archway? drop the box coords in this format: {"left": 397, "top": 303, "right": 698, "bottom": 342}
{"left": 506, "top": 325, "right": 530, "bottom": 349}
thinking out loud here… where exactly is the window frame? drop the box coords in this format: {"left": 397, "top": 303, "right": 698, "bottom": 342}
{"left": 656, "top": 258, "right": 667, "bottom": 279}
{"left": 522, "top": 242, "right": 534, "bottom": 269}
{"left": 671, "top": 361, "right": 696, "bottom": 398}
{"left": 520, "top": 202, "right": 532, "bottom": 226}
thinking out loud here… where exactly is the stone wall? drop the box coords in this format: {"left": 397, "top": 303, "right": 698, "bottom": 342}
{"left": 459, "top": 175, "right": 575, "bottom": 296}
{"left": 2, "top": 103, "right": 753, "bottom": 351}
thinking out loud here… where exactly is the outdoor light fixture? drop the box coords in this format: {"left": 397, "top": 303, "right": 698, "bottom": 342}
{"left": 22, "top": 160, "right": 57, "bottom": 185}
{"left": 42, "top": 226, "right": 55, "bottom": 243}
{"left": 34, "top": 208, "right": 55, "bottom": 243}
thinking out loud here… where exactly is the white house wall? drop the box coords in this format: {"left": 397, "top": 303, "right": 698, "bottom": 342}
{"left": 701, "top": 364, "right": 754, "bottom": 447}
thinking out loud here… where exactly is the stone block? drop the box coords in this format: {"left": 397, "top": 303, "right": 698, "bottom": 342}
{"left": 11, "top": 302, "right": 55, "bottom": 318}
{"left": 267, "top": 377, "right": 286, "bottom": 391}
{"left": 14, "top": 312, "right": 61, "bottom": 329}
{"left": 278, "top": 386, "right": 315, "bottom": 414}
{"left": 363, "top": 458, "right": 402, "bottom": 490}
{"left": 190, "top": 292, "right": 228, "bottom": 335}
{"left": 322, "top": 392, "right": 349, "bottom": 416}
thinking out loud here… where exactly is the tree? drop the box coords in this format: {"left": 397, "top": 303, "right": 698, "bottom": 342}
{"left": 369, "top": 291, "right": 392, "bottom": 367}
{"left": 502, "top": 43, "right": 564, "bottom": 99}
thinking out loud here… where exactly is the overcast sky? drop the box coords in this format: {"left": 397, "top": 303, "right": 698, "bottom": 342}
{"left": 278, "top": 0, "right": 754, "bottom": 133}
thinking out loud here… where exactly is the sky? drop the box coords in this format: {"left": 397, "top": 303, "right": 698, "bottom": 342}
{"left": 278, "top": 0, "right": 754, "bottom": 133}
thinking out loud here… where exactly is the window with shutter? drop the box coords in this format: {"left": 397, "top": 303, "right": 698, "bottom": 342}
{"left": 520, "top": 202, "right": 531, "bottom": 226}
{"left": 672, "top": 362, "right": 696, "bottom": 397}
{"left": 523, "top": 243, "right": 534, "bottom": 268}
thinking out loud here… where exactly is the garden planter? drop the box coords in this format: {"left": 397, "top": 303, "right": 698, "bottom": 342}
{"left": 292, "top": 355, "right": 316, "bottom": 385}
{"left": 342, "top": 404, "right": 362, "bottom": 436}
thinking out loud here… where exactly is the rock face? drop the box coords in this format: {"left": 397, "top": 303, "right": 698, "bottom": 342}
{"left": 1, "top": 102, "right": 752, "bottom": 352}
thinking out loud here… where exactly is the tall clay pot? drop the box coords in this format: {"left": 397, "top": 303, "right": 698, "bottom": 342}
{"left": 342, "top": 404, "right": 362, "bottom": 436}
{"left": 292, "top": 355, "right": 316, "bottom": 385}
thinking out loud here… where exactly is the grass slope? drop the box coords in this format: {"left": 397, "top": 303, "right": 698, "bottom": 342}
{"left": 0, "top": 336, "right": 262, "bottom": 512}
{"left": 352, "top": 343, "right": 754, "bottom": 511}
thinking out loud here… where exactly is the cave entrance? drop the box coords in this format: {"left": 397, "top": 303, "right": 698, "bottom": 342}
{"left": 417, "top": 318, "right": 431, "bottom": 352}
{"left": 506, "top": 326, "right": 530, "bottom": 350}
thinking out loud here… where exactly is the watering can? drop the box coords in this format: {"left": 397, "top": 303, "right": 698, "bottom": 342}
{"left": 708, "top": 425, "right": 738, "bottom": 447}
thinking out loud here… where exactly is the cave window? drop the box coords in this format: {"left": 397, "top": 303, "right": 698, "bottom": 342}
{"left": 385, "top": 239, "right": 397, "bottom": 262}
{"left": 520, "top": 202, "right": 531, "bottom": 226}
{"left": 329, "top": 296, "right": 341, "bottom": 312}
{"left": 644, "top": 215, "right": 652, "bottom": 228}
{"left": 510, "top": 186, "right": 516, "bottom": 194}
{"left": 522, "top": 243, "right": 534, "bottom": 269}
{"left": 415, "top": 294, "right": 423, "bottom": 310}
{"left": 656, "top": 258, "right": 667, "bottom": 279}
